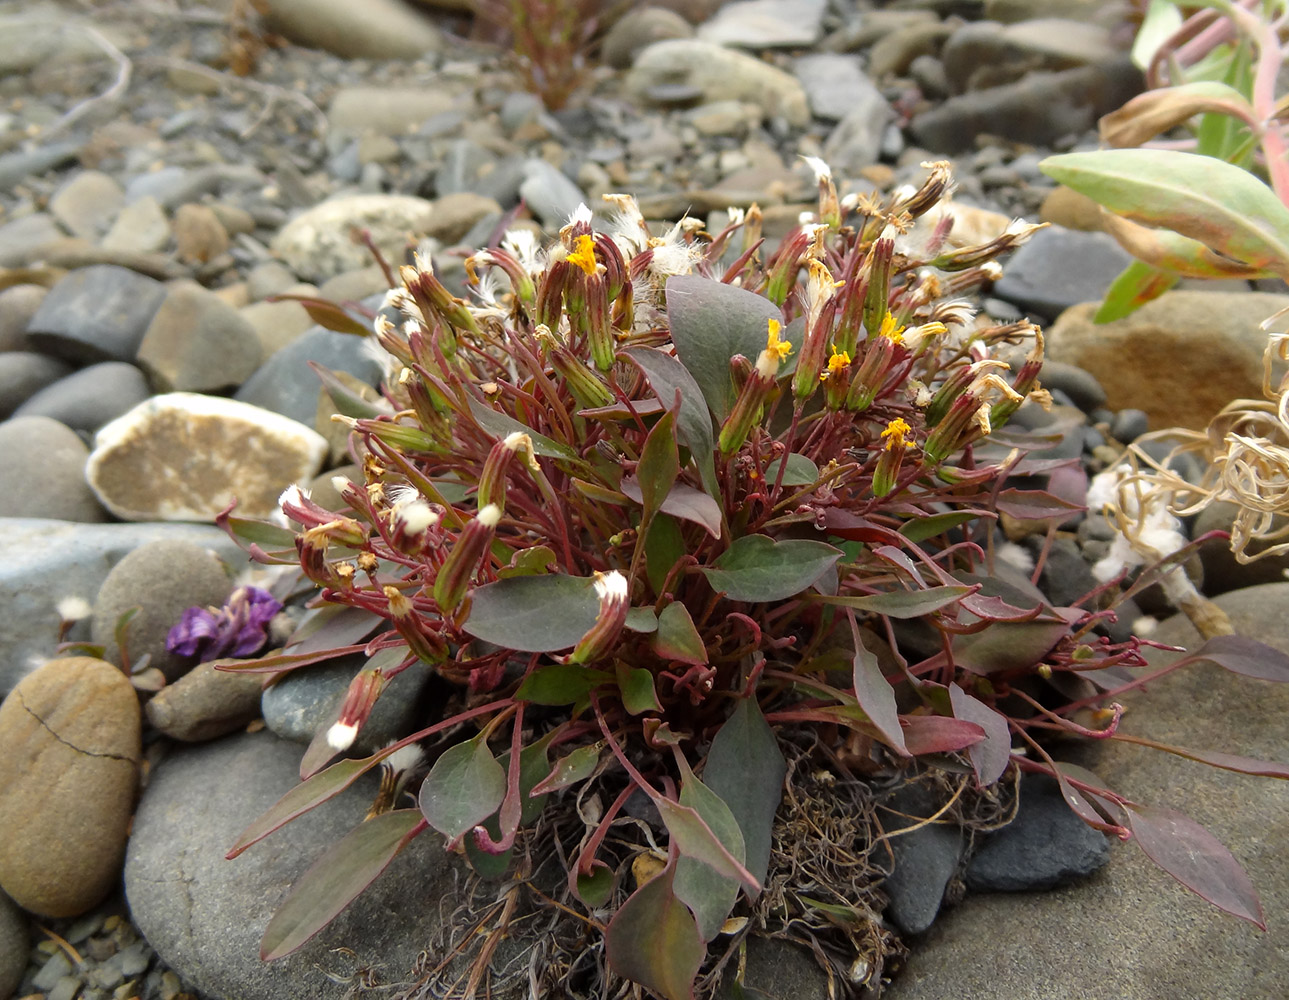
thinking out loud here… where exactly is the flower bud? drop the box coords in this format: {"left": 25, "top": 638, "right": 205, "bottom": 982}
{"left": 861, "top": 234, "right": 894, "bottom": 339}
{"left": 565, "top": 570, "right": 630, "bottom": 664}
{"left": 477, "top": 431, "right": 531, "bottom": 510}
{"left": 433, "top": 503, "right": 501, "bottom": 617}
{"left": 719, "top": 319, "right": 792, "bottom": 454}
{"left": 792, "top": 259, "right": 844, "bottom": 402}
{"left": 326, "top": 668, "right": 385, "bottom": 751}
{"left": 383, "top": 585, "right": 447, "bottom": 665}
{"left": 873, "top": 417, "right": 913, "bottom": 497}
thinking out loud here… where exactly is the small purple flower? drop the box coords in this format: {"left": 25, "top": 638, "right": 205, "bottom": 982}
{"left": 166, "top": 586, "right": 283, "bottom": 661}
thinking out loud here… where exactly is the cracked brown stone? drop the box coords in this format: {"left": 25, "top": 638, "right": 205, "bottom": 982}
{"left": 0, "top": 656, "right": 140, "bottom": 917}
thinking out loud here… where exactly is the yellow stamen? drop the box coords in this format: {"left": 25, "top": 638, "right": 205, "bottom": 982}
{"left": 878, "top": 312, "right": 906, "bottom": 344}
{"left": 766, "top": 318, "right": 792, "bottom": 362}
{"left": 567, "top": 234, "right": 598, "bottom": 276}
{"left": 881, "top": 417, "right": 912, "bottom": 451}
{"left": 821, "top": 347, "right": 851, "bottom": 381}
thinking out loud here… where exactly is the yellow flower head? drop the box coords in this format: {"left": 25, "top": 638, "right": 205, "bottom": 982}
{"left": 567, "top": 234, "right": 598, "bottom": 276}
{"left": 881, "top": 416, "right": 912, "bottom": 452}
{"left": 766, "top": 318, "right": 792, "bottom": 362}
{"left": 821, "top": 347, "right": 851, "bottom": 381}
{"left": 878, "top": 312, "right": 906, "bottom": 344}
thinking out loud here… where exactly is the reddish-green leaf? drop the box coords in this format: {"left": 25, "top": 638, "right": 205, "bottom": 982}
{"left": 270, "top": 294, "right": 371, "bottom": 336}
{"left": 311, "top": 363, "right": 388, "bottom": 420}
{"left": 497, "top": 545, "right": 557, "bottom": 579}
{"left": 1099, "top": 81, "right": 1257, "bottom": 149}
{"left": 1123, "top": 802, "right": 1266, "bottom": 929}
{"left": 211, "top": 643, "right": 368, "bottom": 674}
{"left": 655, "top": 797, "right": 759, "bottom": 891}
{"left": 532, "top": 742, "right": 605, "bottom": 795}
{"left": 701, "top": 534, "right": 842, "bottom": 602}
{"left": 467, "top": 398, "right": 580, "bottom": 463}
{"left": 993, "top": 488, "right": 1084, "bottom": 522}
{"left": 851, "top": 617, "right": 908, "bottom": 756}
{"left": 652, "top": 603, "right": 707, "bottom": 665}
{"left": 814, "top": 585, "right": 974, "bottom": 619}
{"left": 702, "top": 697, "right": 785, "bottom": 886}
{"left": 674, "top": 771, "right": 747, "bottom": 940}
{"left": 619, "top": 665, "right": 663, "bottom": 715}
{"left": 464, "top": 574, "right": 600, "bottom": 652}
{"left": 285, "top": 604, "right": 382, "bottom": 655}
{"left": 515, "top": 664, "right": 613, "bottom": 706}
{"left": 900, "top": 715, "right": 987, "bottom": 755}
{"left": 622, "top": 480, "right": 723, "bottom": 539}
{"left": 575, "top": 862, "right": 615, "bottom": 908}
{"left": 948, "top": 684, "right": 1012, "bottom": 786}
{"left": 622, "top": 345, "right": 719, "bottom": 498}
{"left": 260, "top": 810, "right": 425, "bottom": 960}
{"left": 898, "top": 510, "right": 984, "bottom": 542}
{"left": 637, "top": 407, "right": 679, "bottom": 518}
{"left": 221, "top": 514, "right": 298, "bottom": 550}
{"left": 1094, "top": 259, "right": 1180, "bottom": 323}
{"left": 952, "top": 619, "right": 1070, "bottom": 675}
{"left": 605, "top": 862, "right": 704, "bottom": 1000}
{"left": 418, "top": 735, "right": 506, "bottom": 840}
{"left": 1176, "top": 634, "right": 1289, "bottom": 683}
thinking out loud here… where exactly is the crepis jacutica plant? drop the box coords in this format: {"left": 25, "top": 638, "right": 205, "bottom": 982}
{"left": 210, "top": 158, "right": 1289, "bottom": 999}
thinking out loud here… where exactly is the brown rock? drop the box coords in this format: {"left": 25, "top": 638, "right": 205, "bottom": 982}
{"left": 172, "top": 203, "right": 230, "bottom": 265}
{"left": 145, "top": 661, "right": 265, "bottom": 741}
{"left": 1039, "top": 184, "right": 1105, "bottom": 231}
{"left": 0, "top": 657, "right": 140, "bottom": 917}
{"left": 424, "top": 192, "right": 502, "bottom": 245}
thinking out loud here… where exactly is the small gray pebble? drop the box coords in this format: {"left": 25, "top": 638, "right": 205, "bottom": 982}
{"left": 1110, "top": 408, "right": 1149, "bottom": 443}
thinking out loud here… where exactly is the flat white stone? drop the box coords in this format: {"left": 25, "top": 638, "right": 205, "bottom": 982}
{"left": 86, "top": 393, "right": 328, "bottom": 521}
{"left": 270, "top": 194, "right": 438, "bottom": 283}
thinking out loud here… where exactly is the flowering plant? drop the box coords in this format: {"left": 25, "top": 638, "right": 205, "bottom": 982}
{"left": 212, "top": 160, "right": 1289, "bottom": 998}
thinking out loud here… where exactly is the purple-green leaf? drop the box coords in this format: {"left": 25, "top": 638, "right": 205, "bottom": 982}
{"left": 900, "top": 715, "right": 986, "bottom": 755}
{"left": 260, "top": 810, "right": 425, "bottom": 960}
{"left": 993, "top": 488, "right": 1084, "bottom": 522}
{"left": 674, "top": 771, "right": 747, "bottom": 940}
{"left": 851, "top": 618, "right": 908, "bottom": 756}
{"left": 637, "top": 406, "right": 680, "bottom": 517}
{"left": 311, "top": 363, "right": 388, "bottom": 420}
{"left": 655, "top": 796, "right": 760, "bottom": 891}
{"left": 463, "top": 574, "right": 600, "bottom": 652}
{"left": 1176, "top": 634, "right": 1289, "bottom": 682}
{"left": 621, "top": 480, "right": 723, "bottom": 539}
{"left": 418, "top": 735, "right": 506, "bottom": 840}
{"left": 605, "top": 862, "right": 704, "bottom": 1000}
{"left": 702, "top": 697, "right": 785, "bottom": 886}
{"left": 622, "top": 345, "right": 719, "bottom": 498}
{"left": 515, "top": 664, "right": 613, "bottom": 706}
{"left": 952, "top": 619, "right": 1070, "bottom": 675}
{"left": 949, "top": 683, "right": 1012, "bottom": 786}
{"left": 619, "top": 665, "right": 663, "bottom": 715}
{"left": 701, "top": 534, "right": 842, "bottom": 602}
{"left": 652, "top": 602, "right": 707, "bottom": 665}
{"left": 814, "top": 585, "right": 974, "bottom": 619}
{"left": 898, "top": 510, "right": 985, "bottom": 543}
{"left": 645, "top": 514, "right": 686, "bottom": 594}
{"left": 285, "top": 604, "right": 382, "bottom": 655}
{"left": 1124, "top": 801, "right": 1266, "bottom": 929}
{"left": 467, "top": 398, "right": 580, "bottom": 462}
{"left": 532, "top": 742, "right": 605, "bottom": 795}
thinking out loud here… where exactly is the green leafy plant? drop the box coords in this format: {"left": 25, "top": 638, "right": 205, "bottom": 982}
{"left": 1040, "top": 0, "right": 1289, "bottom": 321}
{"left": 213, "top": 160, "right": 1289, "bottom": 998}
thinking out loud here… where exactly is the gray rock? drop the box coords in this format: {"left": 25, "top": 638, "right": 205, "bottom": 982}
{"left": 0, "top": 415, "right": 105, "bottom": 522}
{"left": 246, "top": 261, "right": 302, "bottom": 302}
{"left": 146, "top": 660, "right": 267, "bottom": 742}
{"left": 0, "top": 213, "right": 64, "bottom": 267}
{"left": 136, "top": 281, "right": 263, "bottom": 393}
{"left": 966, "top": 775, "right": 1109, "bottom": 891}
{"left": 26, "top": 264, "right": 168, "bottom": 365}
{"left": 881, "top": 782, "right": 963, "bottom": 934}
{"left": 1109, "top": 407, "right": 1149, "bottom": 444}
{"left": 434, "top": 138, "right": 498, "bottom": 197}
{"left": 90, "top": 539, "right": 234, "bottom": 681}
{"left": 270, "top": 194, "right": 438, "bottom": 283}
{"left": 0, "top": 283, "right": 47, "bottom": 351}
{"left": 1194, "top": 501, "right": 1289, "bottom": 596}
{"left": 0, "top": 351, "right": 74, "bottom": 418}
{"left": 821, "top": 77, "right": 894, "bottom": 176}
{"left": 885, "top": 583, "right": 1289, "bottom": 1000}
{"left": 910, "top": 60, "right": 1143, "bottom": 153}
{"left": 0, "top": 890, "right": 26, "bottom": 1000}
{"left": 328, "top": 86, "right": 457, "bottom": 137}
{"left": 0, "top": 142, "right": 81, "bottom": 194}
{"left": 0, "top": 519, "right": 246, "bottom": 696}
{"left": 261, "top": 0, "right": 443, "bottom": 59}
{"left": 262, "top": 655, "right": 433, "bottom": 752}
{"left": 697, "top": 0, "right": 827, "bottom": 49}
{"left": 123, "top": 163, "right": 267, "bottom": 212}
{"left": 101, "top": 195, "right": 170, "bottom": 254}
{"left": 1026, "top": 535, "right": 1098, "bottom": 610}
{"left": 123, "top": 729, "right": 460, "bottom": 1000}
{"left": 235, "top": 324, "right": 384, "bottom": 427}
{"left": 86, "top": 393, "right": 330, "bottom": 521}
{"left": 602, "top": 6, "right": 693, "bottom": 70}
{"left": 518, "top": 159, "right": 588, "bottom": 227}
{"left": 1036, "top": 360, "right": 1106, "bottom": 413}
{"left": 793, "top": 52, "right": 872, "bottom": 122}
{"left": 48, "top": 170, "right": 125, "bottom": 240}
{"left": 993, "top": 225, "right": 1134, "bottom": 319}
{"left": 943, "top": 18, "right": 1122, "bottom": 93}
{"left": 626, "top": 39, "right": 811, "bottom": 127}
{"left": 866, "top": 20, "right": 954, "bottom": 79}
{"left": 12, "top": 361, "right": 152, "bottom": 432}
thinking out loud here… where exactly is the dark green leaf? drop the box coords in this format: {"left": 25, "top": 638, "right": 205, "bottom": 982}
{"left": 463, "top": 813, "right": 512, "bottom": 878}
{"left": 622, "top": 480, "right": 723, "bottom": 539}
{"left": 994, "top": 489, "right": 1083, "bottom": 522}
{"left": 646, "top": 514, "right": 686, "bottom": 594}
{"left": 851, "top": 618, "right": 908, "bottom": 756}
{"left": 813, "top": 585, "right": 974, "bottom": 618}
{"left": 575, "top": 862, "right": 615, "bottom": 909}
{"left": 765, "top": 453, "right": 819, "bottom": 486}
{"left": 467, "top": 398, "right": 580, "bottom": 462}
{"left": 464, "top": 574, "right": 599, "bottom": 652}
{"left": 674, "top": 772, "right": 746, "bottom": 941}
{"left": 222, "top": 515, "right": 298, "bottom": 550}
{"left": 497, "top": 545, "right": 557, "bottom": 579}
{"left": 897, "top": 510, "right": 983, "bottom": 543}
{"left": 703, "top": 699, "right": 783, "bottom": 884}
{"left": 418, "top": 736, "right": 506, "bottom": 840}
{"left": 638, "top": 407, "right": 679, "bottom": 518}
{"left": 952, "top": 619, "right": 1069, "bottom": 674}
{"left": 626, "top": 607, "right": 659, "bottom": 633}
{"left": 652, "top": 603, "right": 707, "bottom": 665}
{"left": 606, "top": 863, "right": 704, "bottom": 1000}
{"left": 1178, "top": 634, "right": 1289, "bottom": 682}
{"left": 656, "top": 796, "right": 758, "bottom": 891}
{"left": 515, "top": 663, "right": 613, "bottom": 705}
{"left": 622, "top": 346, "right": 719, "bottom": 498}
{"left": 619, "top": 665, "right": 663, "bottom": 715}
{"left": 532, "top": 742, "right": 605, "bottom": 795}
{"left": 261, "top": 810, "right": 423, "bottom": 960}
{"left": 664, "top": 275, "right": 782, "bottom": 421}
{"left": 285, "top": 604, "right": 381, "bottom": 655}
{"left": 701, "top": 534, "right": 842, "bottom": 602}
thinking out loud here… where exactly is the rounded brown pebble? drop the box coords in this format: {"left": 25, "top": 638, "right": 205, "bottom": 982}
{"left": 0, "top": 657, "right": 141, "bottom": 917}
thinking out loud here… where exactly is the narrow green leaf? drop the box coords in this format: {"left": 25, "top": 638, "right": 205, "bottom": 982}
{"left": 515, "top": 664, "right": 613, "bottom": 706}
{"left": 497, "top": 545, "right": 557, "bottom": 579}
{"left": 222, "top": 515, "right": 299, "bottom": 550}
{"left": 664, "top": 275, "right": 782, "bottom": 421}
{"left": 463, "top": 574, "right": 600, "bottom": 652}
{"left": 701, "top": 534, "right": 842, "bottom": 602}
{"left": 467, "top": 398, "right": 580, "bottom": 462}
{"left": 1093, "top": 259, "right": 1179, "bottom": 323}
{"left": 897, "top": 510, "right": 982, "bottom": 543}
{"left": 261, "top": 810, "right": 424, "bottom": 960}
{"left": 703, "top": 698, "right": 785, "bottom": 886}
{"left": 622, "top": 346, "right": 720, "bottom": 498}
{"left": 605, "top": 863, "right": 704, "bottom": 1000}
{"left": 813, "top": 585, "right": 974, "bottom": 618}
{"left": 655, "top": 797, "right": 759, "bottom": 891}
{"left": 652, "top": 602, "right": 707, "bottom": 665}
{"left": 952, "top": 619, "right": 1070, "bottom": 674}
{"left": 638, "top": 407, "right": 680, "bottom": 518}
{"left": 850, "top": 618, "right": 908, "bottom": 756}
{"left": 270, "top": 294, "right": 372, "bottom": 336}
{"left": 312, "top": 363, "right": 388, "bottom": 420}
{"left": 645, "top": 514, "right": 686, "bottom": 594}
{"left": 418, "top": 735, "right": 506, "bottom": 840}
